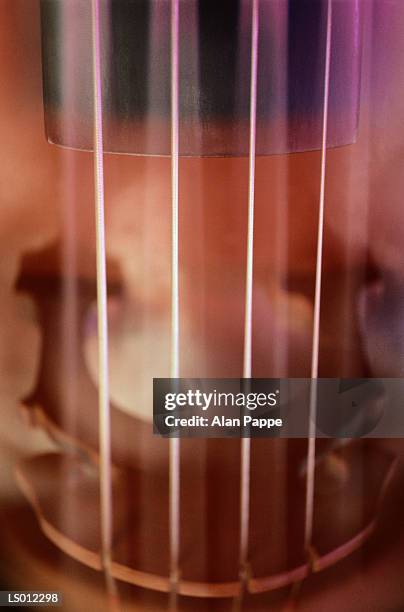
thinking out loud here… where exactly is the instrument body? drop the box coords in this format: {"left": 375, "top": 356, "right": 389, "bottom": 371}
{"left": 1, "top": 1, "right": 404, "bottom": 610}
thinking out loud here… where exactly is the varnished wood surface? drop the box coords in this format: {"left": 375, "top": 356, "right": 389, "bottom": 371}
{"left": 15, "top": 441, "right": 396, "bottom": 598}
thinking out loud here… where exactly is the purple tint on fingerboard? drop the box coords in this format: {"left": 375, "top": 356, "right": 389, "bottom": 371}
{"left": 40, "top": 0, "right": 362, "bottom": 156}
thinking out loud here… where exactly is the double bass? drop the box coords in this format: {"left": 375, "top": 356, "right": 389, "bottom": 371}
{"left": 1, "top": 1, "right": 404, "bottom": 610}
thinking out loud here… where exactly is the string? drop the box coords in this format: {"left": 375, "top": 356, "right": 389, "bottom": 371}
{"left": 169, "top": 0, "right": 181, "bottom": 609}
{"left": 235, "top": 1, "right": 259, "bottom": 608}
{"left": 91, "top": 0, "right": 118, "bottom": 607}
{"left": 304, "top": 0, "right": 333, "bottom": 554}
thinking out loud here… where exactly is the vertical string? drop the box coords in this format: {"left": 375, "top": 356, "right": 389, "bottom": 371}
{"left": 304, "top": 0, "right": 333, "bottom": 554}
{"left": 236, "top": 1, "right": 259, "bottom": 607}
{"left": 169, "top": 0, "right": 181, "bottom": 608}
{"left": 91, "top": 0, "right": 118, "bottom": 606}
